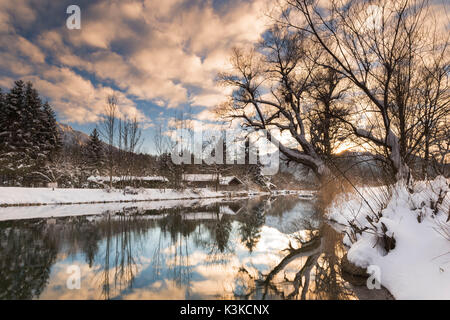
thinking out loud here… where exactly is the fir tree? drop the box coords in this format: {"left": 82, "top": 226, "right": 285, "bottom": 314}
{"left": 41, "top": 101, "right": 62, "bottom": 161}
{"left": 0, "top": 88, "right": 6, "bottom": 178}
{"left": 85, "top": 128, "right": 104, "bottom": 173}
{"left": 0, "top": 80, "right": 61, "bottom": 184}
{"left": 0, "top": 87, "right": 5, "bottom": 137}
{"left": 24, "top": 81, "right": 44, "bottom": 163}
{"left": 0, "top": 80, "right": 32, "bottom": 176}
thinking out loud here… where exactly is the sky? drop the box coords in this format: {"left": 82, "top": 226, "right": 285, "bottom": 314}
{"left": 0, "top": 0, "right": 272, "bottom": 153}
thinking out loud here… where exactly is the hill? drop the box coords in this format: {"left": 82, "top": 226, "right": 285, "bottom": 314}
{"left": 57, "top": 123, "right": 90, "bottom": 147}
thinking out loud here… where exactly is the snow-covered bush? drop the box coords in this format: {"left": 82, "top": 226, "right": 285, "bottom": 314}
{"left": 327, "top": 176, "right": 450, "bottom": 299}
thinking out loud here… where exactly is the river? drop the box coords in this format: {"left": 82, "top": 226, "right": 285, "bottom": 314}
{"left": 0, "top": 195, "right": 392, "bottom": 299}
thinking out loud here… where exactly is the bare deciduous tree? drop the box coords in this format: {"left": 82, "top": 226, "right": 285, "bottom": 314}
{"left": 153, "top": 124, "right": 169, "bottom": 158}
{"left": 100, "top": 94, "right": 118, "bottom": 189}
{"left": 118, "top": 115, "right": 143, "bottom": 187}
{"left": 415, "top": 39, "right": 449, "bottom": 178}
{"left": 281, "top": 0, "right": 448, "bottom": 181}
{"left": 217, "top": 26, "right": 348, "bottom": 182}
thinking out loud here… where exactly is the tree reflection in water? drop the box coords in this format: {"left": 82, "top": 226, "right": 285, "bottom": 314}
{"left": 158, "top": 212, "right": 196, "bottom": 293}
{"left": 238, "top": 203, "right": 265, "bottom": 253}
{"left": 195, "top": 214, "right": 234, "bottom": 265}
{"left": 0, "top": 220, "right": 58, "bottom": 299}
{"left": 93, "top": 213, "right": 150, "bottom": 299}
{"left": 233, "top": 223, "right": 357, "bottom": 300}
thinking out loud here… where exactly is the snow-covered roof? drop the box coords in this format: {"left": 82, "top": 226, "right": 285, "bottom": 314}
{"left": 87, "top": 175, "right": 168, "bottom": 182}
{"left": 182, "top": 174, "right": 217, "bottom": 182}
{"left": 182, "top": 174, "right": 243, "bottom": 185}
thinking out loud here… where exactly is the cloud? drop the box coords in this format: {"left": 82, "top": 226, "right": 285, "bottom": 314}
{"left": 0, "top": 0, "right": 272, "bottom": 127}
{"left": 0, "top": 34, "right": 45, "bottom": 64}
{"left": 0, "top": 0, "right": 36, "bottom": 32}
{"left": 26, "top": 67, "right": 143, "bottom": 124}
{"left": 190, "top": 92, "right": 228, "bottom": 108}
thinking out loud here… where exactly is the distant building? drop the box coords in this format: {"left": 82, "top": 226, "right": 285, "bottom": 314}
{"left": 87, "top": 175, "right": 168, "bottom": 188}
{"left": 86, "top": 174, "right": 245, "bottom": 190}
{"left": 182, "top": 174, "right": 244, "bottom": 190}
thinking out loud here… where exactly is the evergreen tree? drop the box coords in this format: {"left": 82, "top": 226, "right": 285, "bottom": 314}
{"left": 85, "top": 128, "right": 104, "bottom": 173}
{"left": 41, "top": 101, "right": 62, "bottom": 161}
{"left": 24, "top": 81, "right": 44, "bottom": 163}
{"left": 0, "top": 88, "right": 5, "bottom": 181}
{"left": 0, "top": 80, "right": 61, "bottom": 184}
{"left": 0, "top": 80, "right": 32, "bottom": 176}
{"left": 0, "top": 88, "right": 5, "bottom": 139}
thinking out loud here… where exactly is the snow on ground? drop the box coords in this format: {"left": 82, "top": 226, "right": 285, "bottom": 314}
{"left": 0, "top": 186, "right": 319, "bottom": 207}
{"left": 0, "top": 187, "right": 240, "bottom": 206}
{"left": 327, "top": 176, "right": 450, "bottom": 299}
{"left": 0, "top": 197, "right": 239, "bottom": 221}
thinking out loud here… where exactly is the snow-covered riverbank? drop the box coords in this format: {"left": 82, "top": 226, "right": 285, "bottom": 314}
{"left": 0, "top": 187, "right": 265, "bottom": 207}
{"left": 0, "top": 197, "right": 241, "bottom": 221}
{"left": 327, "top": 176, "right": 450, "bottom": 299}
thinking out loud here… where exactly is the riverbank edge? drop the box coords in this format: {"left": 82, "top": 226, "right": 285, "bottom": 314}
{"left": 0, "top": 188, "right": 272, "bottom": 207}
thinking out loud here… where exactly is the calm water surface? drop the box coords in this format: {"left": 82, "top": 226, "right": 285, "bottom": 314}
{"left": 0, "top": 195, "right": 392, "bottom": 300}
